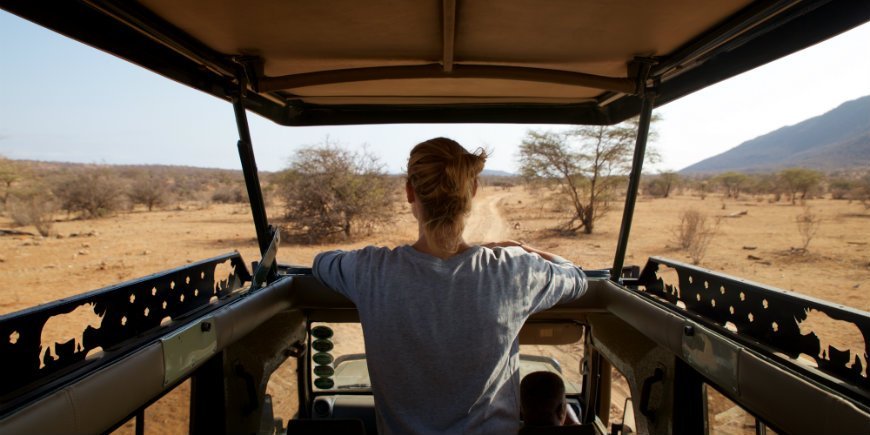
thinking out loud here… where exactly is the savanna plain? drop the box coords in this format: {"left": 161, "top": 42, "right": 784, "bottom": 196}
{"left": 1, "top": 184, "right": 868, "bottom": 434}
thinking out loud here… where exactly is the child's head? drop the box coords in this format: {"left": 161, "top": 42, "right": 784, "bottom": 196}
{"left": 520, "top": 371, "right": 568, "bottom": 426}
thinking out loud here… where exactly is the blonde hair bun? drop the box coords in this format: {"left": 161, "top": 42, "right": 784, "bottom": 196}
{"left": 407, "top": 138, "right": 487, "bottom": 253}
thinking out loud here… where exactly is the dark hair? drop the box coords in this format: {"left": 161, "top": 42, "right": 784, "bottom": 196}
{"left": 407, "top": 137, "right": 487, "bottom": 253}
{"left": 521, "top": 371, "right": 566, "bottom": 426}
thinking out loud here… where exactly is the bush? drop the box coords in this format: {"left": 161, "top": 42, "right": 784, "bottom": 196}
{"left": 0, "top": 157, "right": 21, "bottom": 209}
{"left": 211, "top": 184, "right": 248, "bottom": 204}
{"left": 828, "top": 178, "right": 855, "bottom": 200}
{"left": 53, "top": 168, "right": 125, "bottom": 218}
{"left": 8, "top": 186, "right": 57, "bottom": 236}
{"left": 129, "top": 174, "right": 169, "bottom": 211}
{"left": 644, "top": 171, "right": 679, "bottom": 198}
{"left": 860, "top": 175, "right": 870, "bottom": 209}
{"left": 645, "top": 178, "right": 669, "bottom": 198}
{"left": 278, "top": 143, "right": 396, "bottom": 243}
{"left": 674, "top": 209, "right": 720, "bottom": 264}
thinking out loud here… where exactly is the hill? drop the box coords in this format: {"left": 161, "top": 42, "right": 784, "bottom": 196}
{"left": 481, "top": 169, "right": 517, "bottom": 177}
{"left": 681, "top": 95, "right": 870, "bottom": 174}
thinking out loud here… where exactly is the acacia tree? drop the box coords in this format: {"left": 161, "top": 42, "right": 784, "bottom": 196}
{"left": 658, "top": 171, "right": 681, "bottom": 198}
{"left": 778, "top": 168, "right": 823, "bottom": 205}
{"left": 715, "top": 172, "right": 749, "bottom": 199}
{"left": 279, "top": 142, "right": 395, "bottom": 242}
{"left": 749, "top": 173, "right": 780, "bottom": 200}
{"left": 692, "top": 178, "right": 710, "bottom": 200}
{"left": 646, "top": 171, "right": 680, "bottom": 198}
{"left": 519, "top": 117, "right": 657, "bottom": 234}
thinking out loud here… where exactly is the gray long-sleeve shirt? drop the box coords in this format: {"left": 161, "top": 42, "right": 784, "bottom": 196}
{"left": 313, "top": 245, "right": 587, "bottom": 435}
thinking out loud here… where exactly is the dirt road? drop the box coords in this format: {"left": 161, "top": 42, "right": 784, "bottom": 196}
{"left": 463, "top": 189, "right": 512, "bottom": 243}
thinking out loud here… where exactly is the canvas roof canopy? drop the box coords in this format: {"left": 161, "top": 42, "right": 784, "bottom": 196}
{"left": 3, "top": 0, "right": 869, "bottom": 125}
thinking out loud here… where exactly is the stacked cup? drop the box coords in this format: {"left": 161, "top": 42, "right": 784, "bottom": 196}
{"left": 311, "top": 325, "right": 335, "bottom": 389}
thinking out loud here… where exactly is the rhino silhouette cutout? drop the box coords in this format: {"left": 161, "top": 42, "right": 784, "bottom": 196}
{"left": 213, "top": 260, "right": 236, "bottom": 293}
{"left": 796, "top": 308, "right": 867, "bottom": 378}
{"left": 39, "top": 302, "right": 104, "bottom": 369}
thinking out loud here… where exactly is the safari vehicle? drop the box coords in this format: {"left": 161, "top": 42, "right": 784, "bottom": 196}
{"left": 1, "top": 1, "right": 868, "bottom": 434}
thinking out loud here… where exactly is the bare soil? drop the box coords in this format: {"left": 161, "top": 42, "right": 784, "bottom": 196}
{"left": 2, "top": 187, "right": 867, "bottom": 434}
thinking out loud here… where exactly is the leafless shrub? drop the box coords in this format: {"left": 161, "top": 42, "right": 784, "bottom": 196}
{"left": 675, "top": 209, "right": 702, "bottom": 250}
{"left": 675, "top": 209, "right": 720, "bottom": 264}
{"left": 8, "top": 187, "right": 57, "bottom": 236}
{"left": 795, "top": 206, "right": 822, "bottom": 252}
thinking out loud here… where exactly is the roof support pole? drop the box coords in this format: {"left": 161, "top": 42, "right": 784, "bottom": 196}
{"left": 611, "top": 88, "right": 656, "bottom": 281}
{"left": 232, "top": 95, "right": 272, "bottom": 257}
{"left": 442, "top": 0, "right": 456, "bottom": 72}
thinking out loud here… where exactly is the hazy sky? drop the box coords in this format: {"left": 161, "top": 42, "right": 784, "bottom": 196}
{"left": 1, "top": 12, "right": 869, "bottom": 174}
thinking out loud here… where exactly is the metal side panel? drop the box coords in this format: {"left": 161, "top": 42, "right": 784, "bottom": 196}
{"left": 738, "top": 350, "right": 870, "bottom": 435}
{"left": 213, "top": 276, "right": 294, "bottom": 348}
{"left": 590, "top": 273, "right": 870, "bottom": 432}
{"left": 162, "top": 316, "right": 217, "bottom": 387}
{"left": 0, "top": 342, "right": 164, "bottom": 435}
{"left": 0, "top": 253, "right": 250, "bottom": 415}
{"left": 0, "top": 276, "right": 296, "bottom": 434}
{"left": 636, "top": 257, "right": 870, "bottom": 403}
{"left": 599, "top": 280, "right": 686, "bottom": 354}
{"left": 681, "top": 322, "right": 742, "bottom": 396}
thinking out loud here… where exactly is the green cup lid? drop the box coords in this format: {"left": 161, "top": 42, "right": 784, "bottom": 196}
{"left": 313, "top": 365, "right": 335, "bottom": 377}
{"left": 311, "top": 325, "right": 334, "bottom": 339}
{"left": 314, "top": 377, "right": 335, "bottom": 389}
{"left": 312, "top": 339, "right": 334, "bottom": 352}
{"left": 313, "top": 352, "right": 334, "bottom": 365}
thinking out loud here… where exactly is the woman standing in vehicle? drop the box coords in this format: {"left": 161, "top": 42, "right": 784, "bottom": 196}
{"left": 313, "top": 137, "right": 587, "bottom": 434}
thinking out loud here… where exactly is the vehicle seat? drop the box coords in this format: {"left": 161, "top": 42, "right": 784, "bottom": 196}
{"left": 285, "top": 418, "right": 367, "bottom": 434}
{"left": 518, "top": 424, "right": 597, "bottom": 435}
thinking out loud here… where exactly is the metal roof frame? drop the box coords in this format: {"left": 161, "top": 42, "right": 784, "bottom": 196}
{"left": 3, "top": 0, "right": 868, "bottom": 126}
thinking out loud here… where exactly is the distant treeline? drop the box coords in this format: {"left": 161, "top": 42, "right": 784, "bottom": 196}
{"left": 0, "top": 159, "right": 276, "bottom": 236}
{"left": 511, "top": 167, "right": 870, "bottom": 204}
{"left": 641, "top": 168, "right": 870, "bottom": 204}
{"left": 1, "top": 157, "right": 867, "bottom": 239}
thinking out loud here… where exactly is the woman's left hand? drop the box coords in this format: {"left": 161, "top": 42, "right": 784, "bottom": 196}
{"left": 482, "top": 240, "right": 523, "bottom": 249}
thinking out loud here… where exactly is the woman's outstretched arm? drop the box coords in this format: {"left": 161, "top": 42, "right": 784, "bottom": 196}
{"left": 482, "top": 240, "right": 567, "bottom": 263}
